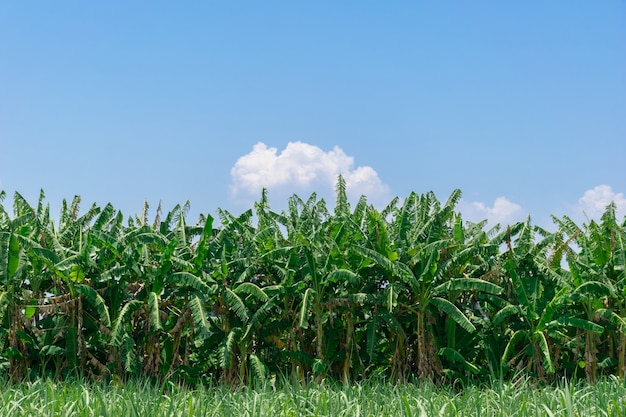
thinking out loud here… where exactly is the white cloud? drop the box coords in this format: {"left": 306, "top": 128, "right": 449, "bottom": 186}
{"left": 459, "top": 196, "right": 524, "bottom": 227}
{"left": 577, "top": 185, "right": 626, "bottom": 219}
{"left": 230, "top": 141, "right": 390, "bottom": 205}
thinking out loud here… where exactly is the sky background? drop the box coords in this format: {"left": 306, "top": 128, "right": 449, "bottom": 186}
{"left": 1, "top": 1, "right": 625, "bottom": 228}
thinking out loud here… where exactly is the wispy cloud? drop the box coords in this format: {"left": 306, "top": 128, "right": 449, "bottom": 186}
{"left": 577, "top": 184, "right": 626, "bottom": 219}
{"left": 230, "top": 141, "right": 390, "bottom": 205}
{"left": 459, "top": 196, "right": 525, "bottom": 227}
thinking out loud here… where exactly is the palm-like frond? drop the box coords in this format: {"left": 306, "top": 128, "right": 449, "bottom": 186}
{"left": 111, "top": 300, "right": 143, "bottom": 346}
{"left": 430, "top": 297, "right": 475, "bottom": 333}
{"left": 12, "top": 192, "right": 35, "bottom": 218}
{"left": 492, "top": 304, "right": 520, "bottom": 326}
{"left": 0, "top": 231, "right": 20, "bottom": 283}
{"left": 74, "top": 284, "right": 111, "bottom": 327}
{"left": 572, "top": 281, "right": 615, "bottom": 299}
{"left": 533, "top": 330, "right": 554, "bottom": 374}
{"left": 147, "top": 291, "right": 162, "bottom": 331}
{"left": 536, "top": 287, "right": 568, "bottom": 331}
{"left": 219, "top": 327, "right": 241, "bottom": 370}
{"left": 433, "top": 277, "right": 503, "bottom": 295}
{"left": 438, "top": 347, "right": 480, "bottom": 374}
{"left": 500, "top": 329, "right": 528, "bottom": 368}
{"left": 249, "top": 353, "right": 267, "bottom": 382}
{"left": 353, "top": 245, "right": 413, "bottom": 282}
{"left": 334, "top": 174, "right": 349, "bottom": 217}
{"left": 189, "top": 295, "right": 210, "bottom": 338}
{"left": 223, "top": 288, "right": 249, "bottom": 322}
{"left": 555, "top": 317, "right": 604, "bottom": 334}
{"left": 166, "top": 271, "right": 213, "bottom": 293}
{"left": 233, "top": 282, "right": 269, "bottom": 302}
{"left": 326, "top": 269, "right": 359, "bottom": 285}
{"left": 298, "top": 287, "right": 314, "bottom": 329}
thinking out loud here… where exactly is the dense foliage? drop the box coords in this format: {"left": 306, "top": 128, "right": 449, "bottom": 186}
{"left": 0, "top": 178, "right": 625, "bottom": 386}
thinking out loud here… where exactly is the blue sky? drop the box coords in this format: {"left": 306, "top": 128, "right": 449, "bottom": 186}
{"left": 1, "top": 2, "right": 625, "bottom": 227}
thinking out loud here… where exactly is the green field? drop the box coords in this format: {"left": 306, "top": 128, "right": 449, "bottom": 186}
{"left": 0, "top": 376, "right": 624, "bottom": 417}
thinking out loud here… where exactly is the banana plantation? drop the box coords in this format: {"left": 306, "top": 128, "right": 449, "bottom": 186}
{"left": 1, "top": 178, "right": 625, "bottom": 387}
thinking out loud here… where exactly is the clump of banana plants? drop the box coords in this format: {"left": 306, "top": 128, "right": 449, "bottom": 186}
{"left": 0, "top": 181, "right": 624, "bottom": 386}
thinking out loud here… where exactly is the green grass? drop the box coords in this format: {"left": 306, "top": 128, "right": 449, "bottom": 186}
{"left": 0, "top": 376, "right": 625, "bottom": 416}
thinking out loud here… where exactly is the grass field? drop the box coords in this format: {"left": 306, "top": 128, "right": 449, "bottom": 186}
{"left": 0, "top": 376, "right": 625, "bottom": 417}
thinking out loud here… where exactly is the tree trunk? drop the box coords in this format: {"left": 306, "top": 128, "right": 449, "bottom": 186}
{"left": 342, "top": 312, "right": 354, "bottom": 385}
{"left": 416, "top": 310, "right": 435, "bottom": 381}
{"left": 314, "top": 305, "right": 324, "bottom": 384}
{"left": 585, "top": 330, "right": 598, "bottom": 382}
{"left": 617, "top": 330, "right": 626, "bottom": 380}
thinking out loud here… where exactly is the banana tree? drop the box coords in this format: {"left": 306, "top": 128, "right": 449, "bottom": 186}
{"left": 251, "top": 181, "right": 367, "bottom": 383}
{"left": 197, "top": 204, "right": 287, "bottom": 385}
{"left": 495, "top": 219, "right": 560, "bottom": 378}
{"left": 282, "top": 193, "right": 334, "bottom": 381}
{"left": 354, "top": 190, "right": 499, "bottom": 381}
{"left": 108, "top": 202, "right": 212, "bottom": 380}
{"left": 495, "top": 219, "right": 603, "bottom": 380}
{"left": 430, "top": 217, "right": 510, "bottom": 381}
{"left": 554, "top": 204, "right": 626, "bottom": 380}
{"left": 0, "top": 191, "right": 92, "bottom": 380}
{"left": 0, "top": 214, "right": 33, "bottom": 380}
{"left": 27, "top": 196, "right": 117, "bottom": 379}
